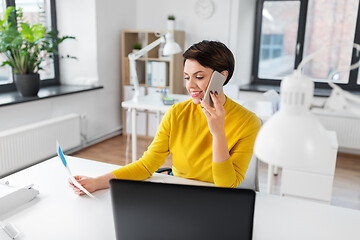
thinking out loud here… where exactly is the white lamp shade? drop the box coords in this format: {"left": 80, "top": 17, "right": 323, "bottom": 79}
{"left": 254, "top": 110, "right": 334, "bottom": 175}
{"left": 254, "top": 70, "right": 335, "bottom": 175}
{"left": 280, "top": 70, "right": 314, "bottom": 113}
{"left": 163, "top": 33, "right": 182, "bottom": 55}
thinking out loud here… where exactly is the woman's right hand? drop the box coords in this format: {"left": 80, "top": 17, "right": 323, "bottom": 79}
{"left": 69, "top": 176, "right": 98, "bottom": 195}
{"left": 69, "top": 172, "right": 116, "bottom": 196}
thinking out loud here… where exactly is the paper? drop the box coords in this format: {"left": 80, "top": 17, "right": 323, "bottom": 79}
{"left": 56, "top": 142, "right": 96, "bottom": 199}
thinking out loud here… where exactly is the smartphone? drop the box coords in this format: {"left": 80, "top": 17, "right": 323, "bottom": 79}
{"left": 203, "top": 71, "right": 226, "bottom": 107}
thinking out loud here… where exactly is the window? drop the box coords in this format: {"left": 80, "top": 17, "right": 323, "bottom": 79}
{"left": 252, "top": 0, "right": 360, "bottom": 92}
{"left": 0, "top": 0, "right": 59, "bottom": 93}
{"left": 260, "top": 34, "right": 284, "bottom": 61}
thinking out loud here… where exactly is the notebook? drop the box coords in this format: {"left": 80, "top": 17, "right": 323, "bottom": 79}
{"left": 109, "top": 179, "right": 256, "bottom": 240}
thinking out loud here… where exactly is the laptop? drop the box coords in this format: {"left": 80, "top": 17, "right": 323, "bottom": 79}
{"left": 109, "top": 179, "right": 256, "bottom": 240}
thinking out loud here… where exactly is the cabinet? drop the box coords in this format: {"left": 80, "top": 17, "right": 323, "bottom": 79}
{"left": 121, "top": 29, "right": 185, "bottom": 136}
{"left": 123, "top": 85, "right": 147, "bottom": 136}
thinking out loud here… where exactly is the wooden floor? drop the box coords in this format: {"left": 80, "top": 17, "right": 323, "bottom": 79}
{"left": 72, "top": 134, "right": 360, "bottom": 210}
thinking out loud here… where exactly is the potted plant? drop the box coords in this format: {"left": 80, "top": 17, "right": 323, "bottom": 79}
{"left": 167, "top": 15, "right": 175, "bottom": 31}
{"left": 132, "top": 42, "right": 142, "bottom": 53}
{"left": 0, "top": 7, "right": 76, "bottom": 97}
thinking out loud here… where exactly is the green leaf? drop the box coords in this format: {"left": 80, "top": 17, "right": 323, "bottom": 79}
{"left": 20, "top": 23, "right": 34, "bottom": 42}
{"left": 1, "top": 60, "right": 14, "bottom": 68}
{"left": 0, "top": 7, "right": 15, "bottom": 31}
{"left": 10, "top": 34, "right": 24, "bottom": 49}
{"left": 2, "top": 26, "right": 19, "bottom": 44}
{"left": 32, "top": 24, "right": 45, "bottom": 42}
{"left": 7, "top": 7, "right": 17, "bottom": 29}
{"left": 3, "top": 7, "right": 14, "bottom": 24}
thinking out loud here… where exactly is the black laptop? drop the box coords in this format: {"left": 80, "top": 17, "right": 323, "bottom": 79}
{"left": 109, "top": 179, "right": 256, "bottom": 240}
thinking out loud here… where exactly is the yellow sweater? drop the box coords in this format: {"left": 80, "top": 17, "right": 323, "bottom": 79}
{"left": 112, "top": 97, "right": 261, "bottom": 188}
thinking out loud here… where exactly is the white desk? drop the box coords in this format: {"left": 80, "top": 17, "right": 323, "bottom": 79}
{"left": 1, "top": 156, "right": 360, "bottom": 240}
{"left": 122, "top": 94, "right": 273, "bottom": 162}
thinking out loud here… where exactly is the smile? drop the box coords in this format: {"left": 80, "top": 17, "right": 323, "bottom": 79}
{"left": 190, "top": 91, "right": 202, "bottom": 97}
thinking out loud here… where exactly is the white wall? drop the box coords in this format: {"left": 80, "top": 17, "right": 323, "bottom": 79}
{"left": 0, "top": 0, "right": 137, "bottom": 142}
{"left": 135, "top": 0, "right": 256, "bottom": 86}
{"left": 56, "top": 0, "right": 98, "bottom": 84}
{"left": 235, "top": 0, "right": 257, "bottom": 86}
{"left": 136, "top": 0, "right": 231, "bottom": 47}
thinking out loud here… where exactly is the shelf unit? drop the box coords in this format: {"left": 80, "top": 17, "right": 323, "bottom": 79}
{"left": 121, "top": 29, "right": 185, "bottom": 94}
{"left": 121, "top": 29, "right": 185, "bottom": 137}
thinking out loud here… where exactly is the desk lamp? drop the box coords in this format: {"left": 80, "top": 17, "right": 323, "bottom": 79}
{"left": 324, "top": 44, "right": 360, "bottom": 117}
{"left": 128, "top": 32, "right": 182, "bottom": 101}
{"left": 254, "top": 44, "right": 360, "bottom": 202}
{"left": 254, "top": 59, "right": 333, "bottom": 172}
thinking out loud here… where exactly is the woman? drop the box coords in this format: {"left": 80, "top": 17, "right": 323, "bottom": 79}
{"left": 70, "top": 40, "right": 261, "bottom": 195}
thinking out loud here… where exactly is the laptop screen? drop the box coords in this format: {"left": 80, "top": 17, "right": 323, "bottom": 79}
{"left": 110, "top": 179, "right": 255, "bottom": 240}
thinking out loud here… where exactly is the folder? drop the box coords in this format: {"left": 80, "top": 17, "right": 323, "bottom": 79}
{"left": 147, "top": 61, "right": 152, "bottom": 86}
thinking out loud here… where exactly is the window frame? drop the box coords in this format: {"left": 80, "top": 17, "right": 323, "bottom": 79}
{"left": 0, "top": 0, "right": 60, "bottom": 94}
{"left": 251, "top": 0, "right": 360, "bottom": 92}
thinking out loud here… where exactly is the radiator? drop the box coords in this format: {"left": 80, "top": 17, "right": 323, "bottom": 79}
{"left": 0, "top": 114, "right": 81, "bottom": 177}
{"left": 314, "top": 111, "right": 360, "bottom": 153}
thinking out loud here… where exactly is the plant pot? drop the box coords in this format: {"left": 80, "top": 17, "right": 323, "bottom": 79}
{"left": 167, "top": 20, "right": 175, "bottom": 31}
{"left": 14, "top": 73, "right": 40, "bottom": 97}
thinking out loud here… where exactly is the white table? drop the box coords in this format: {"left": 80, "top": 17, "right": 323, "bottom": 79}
{"left": 122, "top": 94, "right": 273, "bottom": 162}
{"left": 1, "top": 156, "right": 360, "bottom": 240}
{"left": 122, "top": 94, "right": 190, "bottom": 162}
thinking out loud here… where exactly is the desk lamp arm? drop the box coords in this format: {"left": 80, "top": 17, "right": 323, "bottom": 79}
{"left": 128, "top": 36, "right": 166, "bottom": 100}
{"left": 324, "top": 43, "right": 360, "bottom": 117}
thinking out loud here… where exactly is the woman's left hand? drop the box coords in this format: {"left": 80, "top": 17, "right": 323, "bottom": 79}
{"left": 200, "top": 91, "right": 226, "bottom": 136}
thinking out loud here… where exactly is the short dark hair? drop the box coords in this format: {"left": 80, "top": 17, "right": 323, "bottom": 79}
{"left": 182, "top": 40, "right": 235, "bottom": 85}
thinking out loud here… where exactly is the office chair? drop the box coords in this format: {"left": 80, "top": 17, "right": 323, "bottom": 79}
{"left": 156, "top": 154, "right": 259, "bottom": 191}
{"left": 237, "top": 154, "right": 259, "bottom": 191}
